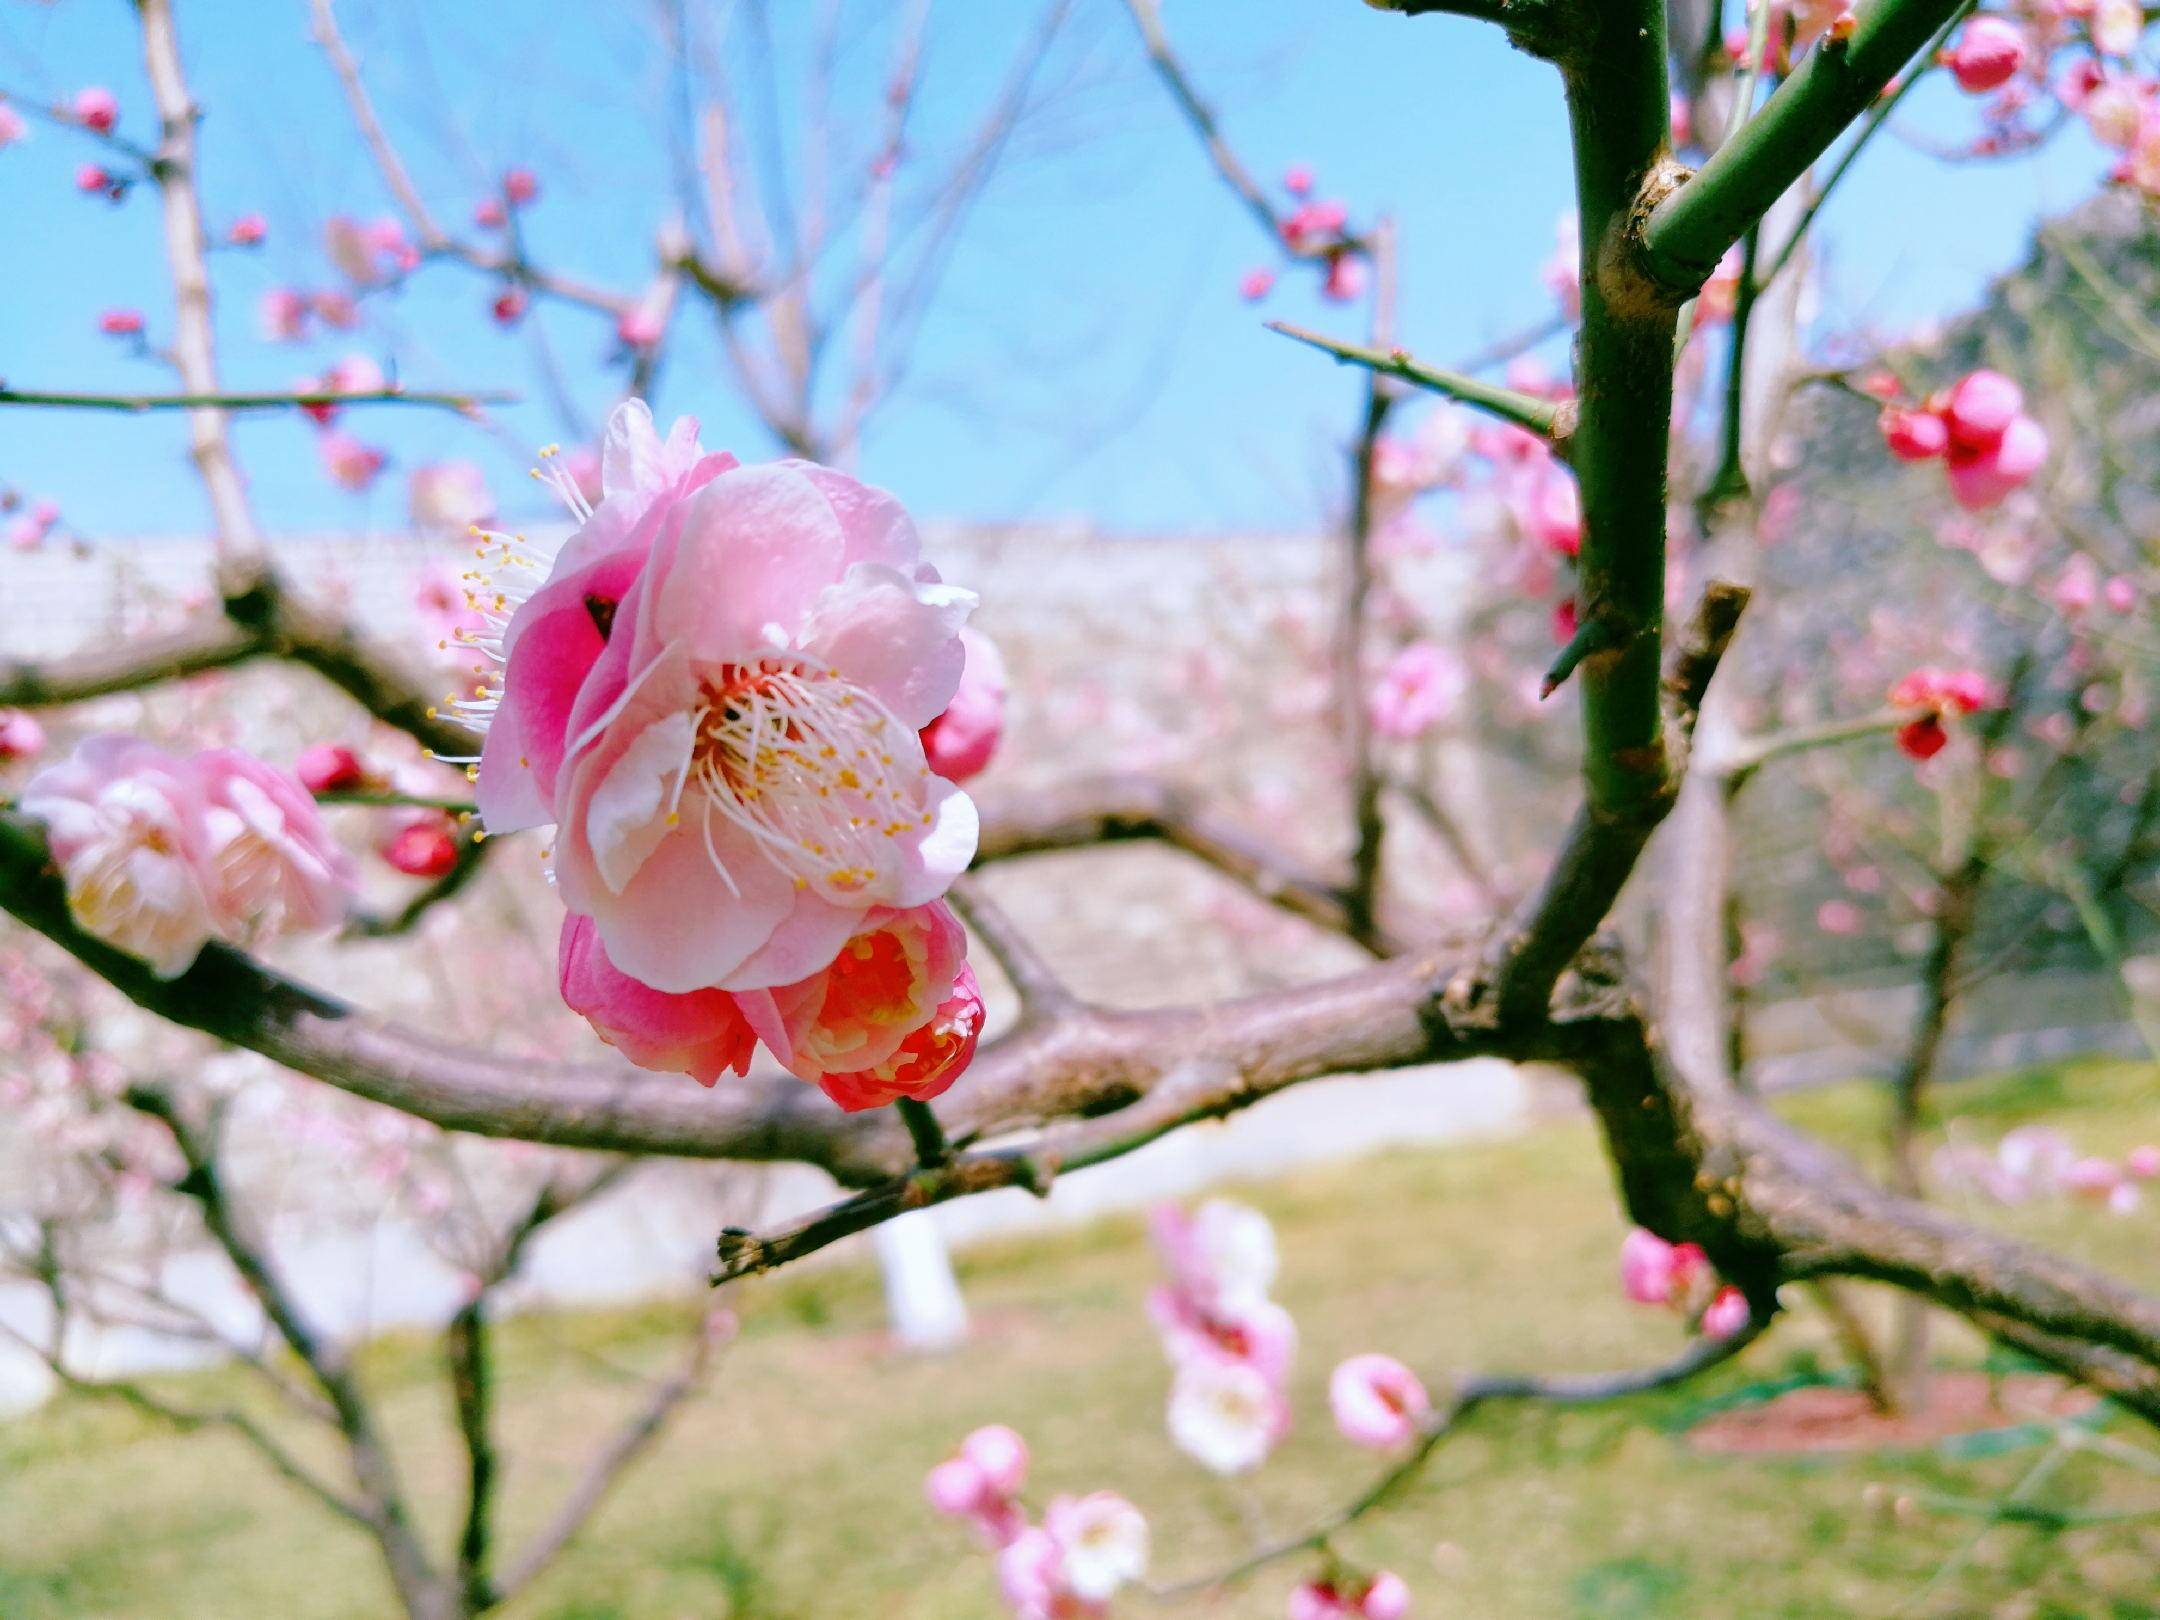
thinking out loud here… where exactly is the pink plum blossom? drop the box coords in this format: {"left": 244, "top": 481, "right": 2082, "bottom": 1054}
{"left": 1878, "top": 406, "right": 1949, "bottom": 461}
{"left": 1329, "top": 1353, "right": 1431, "bottom": 1450}
{"left": 739, "top": 901, "right": 966, "bottom": 1084}
{"left": 0, "top": 103, "right": 25, "bottom": 149}
{"left": 76, "top": 162, "right": 113, "bottom": 195}
{"left": 1945, "top": 414, "right": 2047, "bottom": 509}
{"left": 997, "top": 1526, "right": 1103, "bottom": 1620}
{"left": 98, "top": 308, "right": 144, "bottom": 337}
{"left": 1323, "top": 251, "right": 1369, "bottom": 302}
{"left": 920, "top": 627, "right": 1007, "bottom": 782}
{"left": 962, "top": 1424, "right": 1030, "bottom": 1496}
{"left": 23, "top": 738, "right": 351, "bottom": 975}
{"left": 2127, "top": 1145, "right": 2160, "bottom": 1180}
{"left": 808, "top": 965, "right": 983, "bottom": 1112}
{"left": 558, "top": 913, "right": 759, "bottom": 1085}
{"left": 1148, "top": 1286, "right": 1297, "bottom": 1385}
{"left": 503, "top": 166, "right": 540, "bottom": 205}
{"left": 1239, "top": 266, "right": 1277, "bottom": 301}
{"left": 227, "top": 212, "right": 267, "bottom": 246}
{"left": 470, "top": 400, "right": 978, "bottom": 996}
{"left": 1368, "top": 643, "right": 1464, "bottom": 741}
{"left": 1290, "top": 1572, "right": 1412, "bottom": 1620}
{"left": 1167, "top": 1354, "right": 1288, "bottom": 1475}
{"left": 1042, "top": 1493, "right": 1149, "bottom": 1603}
{"left": 926, "top": 1424, "right": 1029, "bottom": 1548}
{"left": 1283, "top": 163, "right": 1315, "bottom": 195}
{"left": 1618, "top": 1227, "right": 1709, "bottom": 1306}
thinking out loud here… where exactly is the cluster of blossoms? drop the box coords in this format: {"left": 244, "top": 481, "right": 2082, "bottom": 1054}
{"left": 1153, "top": 1198, "right": 1296, "bottom": 1474}
{"left": 5, "top": 491, "right": 65, "bottom": 552}
{"left": 1887, "top": 663, "right": 1997, "bottom": 760}
{"left": 1238, "top": 165, "right": 1368, "bottom": 305}
{"left": 21, "top": 737, "right": 354, "bottom": 976}
{"left": 1930, "top": 3, "right": 2160, "bottom": 195}
{"left": 1876, "top": 369, "right": 2048, "bottom": 511}
{"left": 927, "top": 1427, "right": 1152, "bottom": 1619}
{"left": 461, "top": 401, "right": 1000, "bottom": 1112}
{"left": 1618, "top": 1228, "right": 1750, "bottom": 1340}
{"left": 932, "top": 1199, "right": 1418, "bottom": 1616}
{"left": 1934, "top": 1125, "right": 2158, "bottom": 1215}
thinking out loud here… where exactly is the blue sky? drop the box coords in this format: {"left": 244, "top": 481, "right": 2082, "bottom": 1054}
{"left": 0, "top": 0, "right": 2109, "bottom": 544}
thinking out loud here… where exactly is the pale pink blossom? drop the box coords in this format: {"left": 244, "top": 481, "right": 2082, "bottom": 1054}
{"left": 0, "top": 710, "right": 46, "bottom": 761}
{"left": 1878, "top": 405, "right": 1949, "bottom": 461}
{"left": 471, "top": 400, "right": 977, "bottom": 996}
{"left": 2061, "top": 1156, "right": 2124, "bottom": 1203}
{"left": 413, "top": 560, "right": 487, "bottom": 652}
{"left": 319, "top": 431, "right": 387, "bottom": 492}
{"left": 1167, "top": 1355, "right": 1287, "bottom": 1475}
{"left": 192, "top": 749, "right": 356, "bottom": 941}
{"left": 1368, "top": 642, "right": 1464, "bottom": 741}
{"left": 22, "top": 737, "right": 214, "bottom": 975}
{"left": 408, "top": 460, "right": 494, "bottom": 532}
{"left": 1329, "top": 1353, "right": 1430, "bottom": 1450}
{"left": 920, "top": 627, "right": 1006, "bottom": 783}
{"left": 0, "top": 103, "right": 25, "bottom": 149}
{"left": 1945, "top": 413, "right": 2046, "bottom": 509}
{"left": 1043, "top": 1492, "right": 1149, "bottom": 1603}
{"left": 23, "top": 740, "right": 350, "bottom": 972}
{"left": 1239, "top": 266, "right": 1276, "bottom": 301}
{"left": 1358, "top": 1571, "right": 1412, "bottom": 1620}
{"left": 1323, "top": 252, "right": 1369, "bottom": 302}
{"left": 258, "top": 287, "right": 310, "bottom": 343}
{"left": 1151, "top": 1198, "right": 1278, "bottom": 1315}
{"left": 558, "top": 912, "right": 759, "bottom": 1085}
{"left": 2127, "top": 1145, "right": 2160, "bottom": 1180}
{"left": 997, "top": 1526, "right": 1103, "bottom": 1620}
{"left": 2092, "top": 0, "right": 2145, "bottom": 55}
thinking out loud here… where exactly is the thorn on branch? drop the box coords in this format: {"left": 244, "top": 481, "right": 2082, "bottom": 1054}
{"left": 1540, "top": 608, "right": 1633, "bottom": 700}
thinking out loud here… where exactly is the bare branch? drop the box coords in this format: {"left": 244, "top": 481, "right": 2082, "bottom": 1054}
{"left": 1269, "top": 322, "right": 1566, "bottom": 444}
{"left": 492, "top": 1314, "right": 722, "bottom": 1602}
{"left": 972, "top": 775, "right": 1371, "bottom": 945}
{"left": 0, "top": 386, "right": 512, "bottom": 414}
{"left": 945, "top": 873, "right": 1074, "bottom": 1016}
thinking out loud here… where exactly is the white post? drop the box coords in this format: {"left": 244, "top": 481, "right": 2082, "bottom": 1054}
{"left": 874, "top": 1210, "right": 968, "bottom": 1351}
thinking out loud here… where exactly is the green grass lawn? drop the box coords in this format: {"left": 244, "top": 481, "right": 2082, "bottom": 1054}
{"left": 6, "top": 1060, "right": 2160, "bottom": 1620}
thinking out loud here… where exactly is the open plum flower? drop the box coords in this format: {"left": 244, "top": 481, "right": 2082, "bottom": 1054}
{"left": 472, "top": 400, "right": 979, "bottom": 996}
{"left": 23, "top": 736, "right": 354, "bottom": 978}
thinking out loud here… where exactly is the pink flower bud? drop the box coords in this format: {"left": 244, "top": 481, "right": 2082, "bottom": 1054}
{"left": 0, "top": 709, "right": 47, "bottom": 761}
{"left": 1322, "top": 251, "right": 1369, "bottom": 303}
{"left": 227, "top": 212, "right": 267, "bottom": 246}
{"left": 1283, "top": 163, "right": 1315, "bottom": 196}
{"left": 1701, "top": 1285, "right": 1750, "bottom": 1339}
{"left": 503, "top": 167, "right": 539, "bottom": 205}
{"left": 1878, "top": 405, "right": 1948, "bottom": 461}
{"left": 491, "top": 286, "right": 529, "bottom": 326}
{"left": 924, "top": 1454, "right": 990, "bottom": 1518}
{"left": 295, "top": 743, "right": 368, "bottom": 795}
{"left": 72, "top": 87, "right": 118, "bottom": 133}
{"left": 959, "top": 1424, "right": 1029, "bottom": 1497}
{"left": 97, "top": 308, "right": 145, "bottom": 336}
{"left": 474, "top": 196, "right": 506, "bottom": 229}
{"left": 381, "top": 817, "right": 458, "bottom": 877}
{"left": 2125, "top": 1145, "right": 2160, "bottom": 1180}
{"left": 1941, "top": 370, "right": 2024, "bottom": 453}
{"left": 75, "top": 162, "right": 112, "bottom": 194}
{"left": 1943, "top": 18, "right": 2027, "bottom": 94}
{"left": 1358, "top": 1570, "right": 1412, "bottom": 1620}
{"left": 1239, "top": 265, "right": 1277, "bottom": 302}
{"left": 1945, "top": 413, "right": 2047, "bottom": 510}
{"left": 1329, "top": 1354, "right": 1431, "bottom": 1450}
